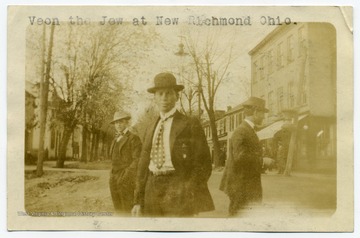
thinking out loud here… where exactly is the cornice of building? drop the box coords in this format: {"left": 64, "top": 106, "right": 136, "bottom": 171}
{"left": 248, "top": 23, "right": 301, "bottom": 56}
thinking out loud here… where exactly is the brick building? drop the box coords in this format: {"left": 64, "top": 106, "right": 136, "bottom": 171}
{"left": 248, "top": 23, "right": 336, "bottom": 172}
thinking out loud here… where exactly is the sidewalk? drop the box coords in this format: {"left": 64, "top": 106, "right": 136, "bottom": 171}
{"left": 25, "top": 160, "right": 110, "bottom": 172}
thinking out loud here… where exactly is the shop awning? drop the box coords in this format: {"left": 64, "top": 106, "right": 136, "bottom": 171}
{"left": 257, "top": 114, "right": 308, "bottom": 140}
{"left": 257, "top": 120, "right": 284, "bottom": 140}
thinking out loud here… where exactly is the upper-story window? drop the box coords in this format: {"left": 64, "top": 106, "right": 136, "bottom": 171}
{"left": 259, "top": 55, "right": 265, "bottom": 80}
{"left": 298, "top": 26, "right": 306, "bottom": 57}
{"left": 277, "top": 87, "right": 284, "bottom": 113}
{"left": 268, "top": 91, "right": 274, "bottom": 115}
{"left": 288, "top": 81, "right": 295, "bottom": 108}
{"left": 252, "top": 60, "right": 258, "bottom": 84}
{"left": 300, "top": 75, "right": 308, "bottom": 105}
{"left": 287, "top": 35, "right": 295, "bottom": 63}
{"left": 276, "top": 42, "right": 284, "bottom": 69}
{"left": 267, "top": 49, "right": 274, "bottom": 75}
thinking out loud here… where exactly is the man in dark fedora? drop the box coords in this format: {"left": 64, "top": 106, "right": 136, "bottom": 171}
{"left": 131, "top": 72, "right": 214, "bottom": 217}
{"left": 220, "top": 96, "right": 269, "bottom": 216}
{"left": 109, "top": 111, "right": 142, "bottom": 214}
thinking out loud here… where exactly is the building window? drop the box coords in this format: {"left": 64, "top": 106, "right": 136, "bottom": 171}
{"left": 218, "top": 119, "right": 226, "bottom": 135}
{"left": 276, "top": 42, "right": 284, "bottom": 69}
{"left": 277, "top": 87, "right": 284, "bottom": 113}
{"left": 287, "top": 35, "right": 294, "bottom": 63}
{"left": 252, "top": 60, "right": 258, "bottom": 84}
{"left": 237, "top": 112, "right": 243, "bottom": 125}
{"left": 298, "top": 26, "right": 306, "bottom": 57}
{"left": 50, "top": 128, "right": 55, "bottom": 149}
{"left": 300, "top": 75, "right": 307, "bottom": 105}
{"left": 259, "top": 55, "right": 265, "bottom": 80}
{"left": 288, "top": 81, "right": 295, "bottom": 108}
{"left": 268, "top": 91, "right": 274, "bottom": 115}
{"left": 230, "top": 115, "right": 234, "bottom": 132}
{"left": 267, "top": 49, "right": 274, "bottom": 75}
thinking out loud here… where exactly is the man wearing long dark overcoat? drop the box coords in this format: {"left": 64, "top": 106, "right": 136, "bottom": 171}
{"left": 109, "top": 112, "right": 142, "bottom": 213}
{"left": 220, "top": 97, "right": 268, "bottom": 216}
{"left": 132, "top": 72, "right": 214, "bottom": 217}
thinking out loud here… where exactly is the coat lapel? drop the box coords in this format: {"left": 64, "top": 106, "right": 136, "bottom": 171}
{"left": 117, "top": 132, "right": 129, "bottom": 152}
{"left": 243, "top": 120, "right": 259, "bottom": 142}
{"left": 145, "top": 117, "right": 160, "bottom": 150}
{"left": 169, "top": 111, "right": 188, "bottom": 153}
{"left": 109, "top": 139, "right": 116, "bottom": 156}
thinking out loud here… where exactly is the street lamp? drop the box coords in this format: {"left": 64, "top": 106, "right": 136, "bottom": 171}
{"left": 175, "top": 43, "right": 189, "bottom": 56}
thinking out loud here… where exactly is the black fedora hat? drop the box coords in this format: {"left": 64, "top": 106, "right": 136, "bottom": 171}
{"left": 147, "top": 72, "right": 184, "bottom": 93}
{"left": 242, "top": 96, "right": 269, "bottom": 113}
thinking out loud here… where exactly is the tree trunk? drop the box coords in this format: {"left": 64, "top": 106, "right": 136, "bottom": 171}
{"left": 56, "top": 128, "right": 72, "bottom": 168}
{"left": 81, "top": 126, "right": 88, "bottom": 163}
{"left": 90, "top": 131, "right": 99, "bottom": 161}
{"left": 105, "top": 135, "right": 111, "bottom": 160}
{"left": 94, "top": 131, "right": 99, "bottom": 161}
{"left": 208, "top": 111, "right": 222, "bottom": 168}
{"left": 100, "top": 132, "right": 106, "bottom": 160}
{"left": 36, "top": 24, "right": 55, "bottom": 177}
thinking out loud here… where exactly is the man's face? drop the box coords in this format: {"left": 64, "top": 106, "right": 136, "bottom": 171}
{"left": 253, "top": 110, "right": 265, "bottom": 125}
{"left": 114, "top": 119, "right": 128, "bottom": 133}
{"left": 154, "top": 88, "right": 178, "bottom": 113}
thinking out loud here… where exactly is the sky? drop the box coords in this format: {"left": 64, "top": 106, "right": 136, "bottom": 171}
{"left": 129, "top": 20, "right": 277, "bottom": 121}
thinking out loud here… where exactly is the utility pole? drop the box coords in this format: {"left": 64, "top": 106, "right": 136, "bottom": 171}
{"left": 36, "top": 24, "right": 55, "bottom": 177}
{"left": 283, "top": 109, "right": 298, "bottom": 176}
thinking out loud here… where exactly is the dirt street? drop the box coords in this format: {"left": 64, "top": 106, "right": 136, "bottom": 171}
{"left": 25, "top": 161, "right": 336, "bottom": 218}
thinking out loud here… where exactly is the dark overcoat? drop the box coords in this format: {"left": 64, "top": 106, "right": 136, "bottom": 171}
{"left": 109, "top": 130, "right": 142, "bottom": 211}
{"left": 220, "top": 120, "right": 263, "bottom": 205}
{"left": 134, "top": 111, "right": 214, "bottom": 214}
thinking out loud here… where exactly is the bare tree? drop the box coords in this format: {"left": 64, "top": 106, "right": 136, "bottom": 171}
{"left": 176, "top": 70, "right": 198, "bottom": 116}
{"left": 185, "top": 30, "right": 238, "bottom": 168}
{"left": 47, "top": 23, "right": 159, "bottom": 168}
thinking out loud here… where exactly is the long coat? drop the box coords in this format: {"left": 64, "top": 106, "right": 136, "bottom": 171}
{"left": 109, "top": 131, "right": 142, "bottom": 211}
{"left": 134, "top": 111, "right": 214, "bottom": 214}
{"left": 220, "top": 120, "right": 263, "bottom": 205}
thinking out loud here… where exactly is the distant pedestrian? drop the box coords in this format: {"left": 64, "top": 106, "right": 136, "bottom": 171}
{"left": 109, "top": 111, "right": 142, "bottom": 213}
{"left": 219, "top": 148, "right": 226, "bottom": 167}
{"left": 273, "top": 126, "right": 291, "bottom": 174}
{"left": 131, "top": 72, "right": 214, "bottom": 217}
{"left": 220, "top": 97, "right": 268, "bottom": 216}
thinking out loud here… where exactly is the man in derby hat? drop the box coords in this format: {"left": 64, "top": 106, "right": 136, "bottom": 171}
{"left": 220, "top": 96, "right": 269, "bottom": 216}
{"left": 132, "top": 72, "right": 214, "bottom": 217}
{"left": 109, "top": 111, "right": 142, "bottom": 214}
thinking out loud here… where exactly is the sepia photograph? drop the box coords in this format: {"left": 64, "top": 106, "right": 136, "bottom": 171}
{"left": 6, "top": 5, "right": 354, "bottom": 232}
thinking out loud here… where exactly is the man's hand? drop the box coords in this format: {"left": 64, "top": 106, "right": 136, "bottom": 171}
{"left": 131, "top": 205, "right": 142, "bottom": 217}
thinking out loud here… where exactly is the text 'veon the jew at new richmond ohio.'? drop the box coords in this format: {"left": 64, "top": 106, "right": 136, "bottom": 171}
{"left": 28, "top": 15, "right": 294, "bottom": 26}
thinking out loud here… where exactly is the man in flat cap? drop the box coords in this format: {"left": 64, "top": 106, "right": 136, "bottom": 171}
{"left": 132, "top": 72, "right": 214, "bottom": 217}
{"left": 109, "top": 111, "right": 142, "bottom": 214}
{"left": 220, "top": 97, "right": 269, "bottom": 216}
